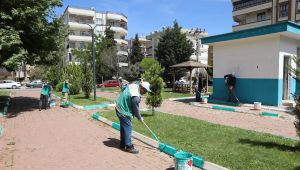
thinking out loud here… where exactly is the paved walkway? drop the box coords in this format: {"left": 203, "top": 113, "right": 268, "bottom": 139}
{"left": 0, "top": 90, "right": 174, "bottom": 170}
{"left": 97, "top": 91, "right": 298, "bottom": 139}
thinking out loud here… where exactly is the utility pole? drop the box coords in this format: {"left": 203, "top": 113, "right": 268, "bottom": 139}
{"left": 87, "top": 24, "right": 107, "bottom": 101}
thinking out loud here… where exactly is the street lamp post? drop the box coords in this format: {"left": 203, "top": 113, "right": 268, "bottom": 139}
{"left": 87, "top": 24, "right": 107, "bottom": 101}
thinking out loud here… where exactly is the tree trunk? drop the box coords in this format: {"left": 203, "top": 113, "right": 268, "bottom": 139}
{"left": 152, "top": 106, "right": 155, "bottom": 115}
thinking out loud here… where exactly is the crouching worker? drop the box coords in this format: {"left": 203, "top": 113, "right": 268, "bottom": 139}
{"left": 39, "top": 82, "right": 52, "bottom": 111}
{"left": 115, "top": 81, "right": 152, "bottom": 154}
{"left": 62, "top": 79, "right": 71, "bottom": 105}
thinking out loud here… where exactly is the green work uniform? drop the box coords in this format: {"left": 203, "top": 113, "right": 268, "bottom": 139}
{"left": 62, "top": 82, "right": 70, "bottom": 93}
{"left": 41, "top": 85, "right": 51, "bottom": 95}
{"left": 115, "top": 84, "right": 141, "bottom": 119}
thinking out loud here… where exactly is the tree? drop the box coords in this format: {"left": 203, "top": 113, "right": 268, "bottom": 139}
{"left": 30, "top": 66, "right": 46, "bottom": 80}
{"left": 129, "top": 34, "right": 143, "bottom": 64}
{"left": 72, "top": 48, "right": 93, "bottom": 98}
{"left": 94, "top": 29, "right": 119, "bottom": 81}
{"left": 140, "top": 58, "right": 159, "bottom": 72}
{"left": 62, "top": 64, "right": 82, "bottom": 95}
{"left": 142, "top": 63, "right": 164, "bottom": 115}
{"left": 119, "top": 63, "right": 141, "bottom": 82}
{"left": 0, "top": 0, "right": 66, "bottom": 70}
{"left": 290, "top": 55, "right": 300, "bottom": 141}
{"left": 156, "top": 20, "right": 194, "bottom": 85}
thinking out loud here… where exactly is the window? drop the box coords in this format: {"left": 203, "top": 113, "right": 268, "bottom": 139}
{"left": 96, "top": 18, "right": 102, "bottom": 25}
{"left": 257, "top": 12, "right": 266, "bottom": 21}
{"left": 68, "top": 53, "right": 72, "bottom": 61}
{"left": 297, "top": 1, "right": 300, "bottom": 13}
{"left": 79, "top": 42, "right": 85, "bottom": 49}
{"left": 279, "top": 2, "right": 288, "bottom": 18}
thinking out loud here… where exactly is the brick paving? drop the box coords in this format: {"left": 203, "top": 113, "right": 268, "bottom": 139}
{"left": 97, "top": 91, "right": 298, "bottom": 139}
{"left": 0, "top": 90, "right": 174, "bottom": 170}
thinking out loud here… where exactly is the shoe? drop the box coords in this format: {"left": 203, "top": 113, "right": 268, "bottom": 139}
{"left": 119, "top": 145, "right": 125, "bottom": 150}
{"left": 124, "top": 147, "right": 139, "bottom": 154}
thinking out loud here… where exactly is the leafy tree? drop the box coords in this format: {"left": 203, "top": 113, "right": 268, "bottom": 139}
{"left": 142, "top": 63, "right": 164, "bottom": 115}
{"left": 129, "top": 34, "right": 143, "bottom": 64}
{"left": 72, "top": 49, "right": 93, "bottom": 98}
{"left": 156, "top": 20, "right": 194, "bottom": 85}
{"left": 119, "top": 63, "right": 141, "bottom": 82}
{"left": 290, "top": 55, "right": 300, "bottom": 141}
{"left": 140, "top": 58, "right": 159, "bottom": 72}
{"left": 45, "top": 66, "right": 63, "bottom": 87}
{"left": 62, "top": 64, "right": 82, "bottom": 95}
{"left": 94, "top": 30, "right": 119, "bottom": 81}
{"left": 0, "top": 0, "right": 66, "bottom": 70}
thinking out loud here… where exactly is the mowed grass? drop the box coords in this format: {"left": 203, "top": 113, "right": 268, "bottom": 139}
{"left": 162, "top": 88, "right": 194, "bottom": 99}
{"left": 53, "top": 91, "right": 112, "bottom": 106}
{"left": 98, "top": 110, "right": 300, "bottom": 170}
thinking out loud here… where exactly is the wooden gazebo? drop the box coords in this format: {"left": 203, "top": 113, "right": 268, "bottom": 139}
{"left": 170, "top": 61, "right": 212, "bottom": 94}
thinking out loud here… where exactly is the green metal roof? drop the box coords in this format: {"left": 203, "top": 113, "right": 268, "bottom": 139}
{"left": 201, "top": 21, "right": 300, "bottom": 44}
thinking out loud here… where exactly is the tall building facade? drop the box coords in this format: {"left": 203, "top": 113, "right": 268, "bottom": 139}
{"left": 233, "top": 0, "right": 300, "bottom": 31}
{"left": 146, "top": 28, "right": 209, "bottom": 64}
{"left": 127, "top": 37, "right": 151, "bottom": 57}
{"left": 63, "top": 6, "right": 128, "bottom": 66}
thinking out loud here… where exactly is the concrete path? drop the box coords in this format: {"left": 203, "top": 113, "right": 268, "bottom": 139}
{"left": 0, "top": 90, "right": 174, "bottom": 170}
{"left": 97, "top": 91, "right": 298, "bottom": 139}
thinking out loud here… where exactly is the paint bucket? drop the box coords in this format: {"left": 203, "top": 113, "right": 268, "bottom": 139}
{"left": 174, "top": 151, "right": 193, "bottom": 170}
{"left": 254, "top": 102, "right": 262, "bottom": 110}
{"left": 202, "top": 98, "right": 208, "bottom": 104}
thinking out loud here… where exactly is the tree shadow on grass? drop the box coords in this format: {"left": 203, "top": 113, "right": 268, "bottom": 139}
{"left": 294, "top": 166, "right": 300, "bottom": 170}
{"left": 141, "top": 113, "right": 155, "bottom": 117}
{"left": 173, "top": 98, "right": 195, "bottom": 104}
{"left": 7, "top": 96, "right": 40, "bottom": 118}
{"left": 103, "top": 138, "right": 120, "bottom": 149}
{"left": 239, "top": 139, "right": 300, "bottom": 152}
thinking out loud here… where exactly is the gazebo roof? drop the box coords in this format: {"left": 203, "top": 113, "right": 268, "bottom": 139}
{"left": 170, "top": 61, "right": 212, "bottom": 69}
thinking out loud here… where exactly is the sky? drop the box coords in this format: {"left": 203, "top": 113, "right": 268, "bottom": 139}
{"left": 55, "top": 0, "right": 233, "bottom": 38}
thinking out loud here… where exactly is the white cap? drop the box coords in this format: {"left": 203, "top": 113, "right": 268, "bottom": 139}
{"left": 141, "top": 81, "right": 152, "bottom": 92}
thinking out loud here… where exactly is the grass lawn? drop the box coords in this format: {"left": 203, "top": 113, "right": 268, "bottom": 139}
{"left": 162, "top": 88, "right": 194, "bottom": 99}
{"left": 98, "top": 110, "right": 300, "bottom": 170}
{"left": 53, "top": 91, "right": 112, "bottom": 106}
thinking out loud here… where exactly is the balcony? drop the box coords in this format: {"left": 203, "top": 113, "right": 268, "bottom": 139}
{"left": 233, "top": 19, "right": 272, "bottom": 31}
{"left": 110, "top": 26, "right": 128, "bottom": 36}
{"left": 117, "top": 50, "right": 128, "bottom": 56}
{"left": 68, "top": 35, "right": 92, "bottom": 42}
{"left": 233, "top": 0, "right": 272, "bottom": 11}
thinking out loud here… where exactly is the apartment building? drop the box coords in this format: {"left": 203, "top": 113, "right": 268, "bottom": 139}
{"left": 63, "top": 6, "right": 128, "bottom": 67}
{"left": 127, "top": 37, "right": 151, "bottom": 57}
{"left": 146, "top": 28, "right": 209, "bottom": 64}
{"left": 233, "top": 0, "right": 300, "bottom": 31}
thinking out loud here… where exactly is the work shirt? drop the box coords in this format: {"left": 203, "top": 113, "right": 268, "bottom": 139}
{"left": 41, "top": 84, "right": 51, "bottom": 95}
{"left": 115, "top": 84, "right": 142, "bottom": 120}
{"left": 62, "top": 82, "right": 70, "bottom": 93}
{"left": 224, "top": 74, "right": 236, "bottom": 86}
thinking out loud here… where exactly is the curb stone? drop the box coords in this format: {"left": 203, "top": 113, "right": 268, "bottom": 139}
{"left": 92, "top": 112, "right": 229, "bottom": 170}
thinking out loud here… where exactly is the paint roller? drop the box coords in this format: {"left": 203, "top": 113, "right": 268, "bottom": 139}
{"left": 141, "top": 120, "right": 159, "bottom": 142}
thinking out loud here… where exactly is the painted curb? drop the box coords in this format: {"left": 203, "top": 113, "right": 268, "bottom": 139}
{"left": 52, "top": 94, "right": 112, "bottom": 110}
{"left": 211, "top": 105, "right": 236, "bottom": 112}
{"left": 261, "top": 112, "right": 279, "bottom": 117}
{"left": 0, "top": 124, "right": 3, "bottom": 137}
{"left": 91, "top": 112, "right": 228, "bottom": 170}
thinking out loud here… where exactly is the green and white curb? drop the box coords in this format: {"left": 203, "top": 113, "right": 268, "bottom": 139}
{"left": 92, "top": 112, "right": 228, "bottom": 170}
{"left": 0, "top": 124, "right": 3, "bottom": 137}
{"left": 52, "top": 94, "right": 114, "bottom": 110}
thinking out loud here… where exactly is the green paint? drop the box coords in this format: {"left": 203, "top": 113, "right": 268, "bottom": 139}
{"left": 112, "top": 122, "right": 120, "bottom": 131}
{"left": 193, "top": 156, "right": 204, "bottom": 168}
{"left": 261, "top": 112, "right": 279, "bottom": 117}
{"left": 0, "top": 125, "right": 3, "bottom": 137}
{"left": 92, "top": 112, "right": 100, "bottom": 120}
{"left": 83, "top": 104, "right": 109, "bottom": 110}
{"left": 211, "top": 105, "right": 236, "bottom": 112}
{"left": 159, "top": 143, "right": 177, "bottom": 156}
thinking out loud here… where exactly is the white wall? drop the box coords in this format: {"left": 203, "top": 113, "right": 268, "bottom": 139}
{"left": 213, "top": 35, "right": 280, "bottom": 79}
{"left": 279, "top": 35, "right": 299, "bottom": 78}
